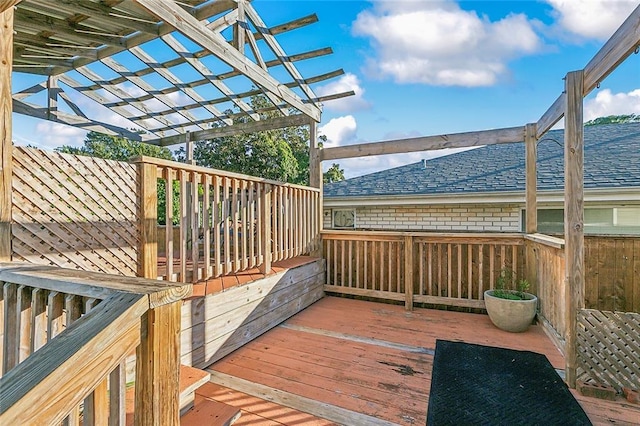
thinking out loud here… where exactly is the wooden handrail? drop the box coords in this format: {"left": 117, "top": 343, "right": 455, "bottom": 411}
{"left": 0, "top": 263, "right": 191, "bottom": 308}
{"left": 131, "top": 155, "right": 320, "bottom": 192}
{"left": 0, "top": 292, "right": 147, "bottom": 424}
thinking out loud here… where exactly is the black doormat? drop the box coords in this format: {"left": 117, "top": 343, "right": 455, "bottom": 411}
{"left": 426, "top": 340, "right": 591, "bottom": 425}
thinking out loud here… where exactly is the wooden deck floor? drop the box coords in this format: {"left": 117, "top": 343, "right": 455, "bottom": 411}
{"left": 205, "top": 296, "right": 640, "bottom": 425}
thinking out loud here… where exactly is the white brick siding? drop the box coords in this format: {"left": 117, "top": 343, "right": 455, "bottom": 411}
{"left": 324, "top": 204, "right": 521, "bottom": 232}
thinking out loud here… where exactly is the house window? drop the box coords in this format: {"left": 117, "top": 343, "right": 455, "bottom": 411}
{"left": 522, "top": 207, "right": 640, "bottom": 235}
{"left": 332, "top": 209, "right": 356, "bottom": 229}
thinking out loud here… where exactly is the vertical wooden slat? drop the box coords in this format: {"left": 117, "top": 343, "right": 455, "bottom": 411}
{"left": 241, "top": 180, "right": 248, "bottom": 270}
{"left": 278, "top": 187, "right": 284, "bottom": 260}
{"left": 428, "top": 243, "right": 433, "bottom": 296}
{"left": 214, "top": 175, "right": 222, "bottom": 277}
{"left": 525, "top": 122, "right": 538, "bottom": 234}
{"left": 388, "top": 242, "right": 393, "bottom": 292}
{"left": 179, "top": 170, "right": 188, "bottom": 282}
{"left": 457, "top": 244, "right": 462, "bottom": 299}
{"left": 333, "top": 240, "right": 338, "bottom": 287}
{"left": 355, "top": 240, "right": 360, "bottom": 288}
{"left": 137, "top": 162, "right": 158, "bottom": 280}
{"left": 65, "top": 294, "right": 82, "bottom": 326}
{"left": 404, "top": 236, "right": 414, "bottom": 310}
{"left": 447, "top": 244, "right": 452, "bottom": 298}
{"left": 258, "top": 184, "right": 271, "bottom": 274}
{"left": 255, "top": 182, "right": 262, "bottom": 266}
{"left": 135, "top": 301, "right": 181, "bottom": 426}
{"left": 109, "top": 362, "right": 126, "bottom": 426}
{"left": 2, "top": 282, "right": 18, "bottom": 373}
{"left": 165, "top": 168, "right": 174, "bottom": 281}
{"left": 564, "top": 69, "right": 585, "bottom": 388}
{"left": 232, "top": 178, "right": 239, "bottom": 272}
{"left": 348, "top": 240, "right": 353, "bottom": 288}
{"left": 16, "top": 285, "right": 31, "bottom": 363}
{"left": 84, "top": 377, "right": 109, "bottom": 426}
{"left": 248, "top": 181, "right": 255, "bottom": 267}
{"left": 364, "top": 241, "right": 368, "bottom": 289}
{"left": 340, "top": 240, "right": 345, "bottom": 287}
{"left": 47, "top": 291, "right": 64, "bottom": 340}
{"left": 223, "top": 177, "right": 231, "bottom": 274}
{"left": 30, "top": 287, "right": 47, "bottom": 352}
{"left": 0, "top": 7, "right": 14, "bottom": 262}
{"left": 379, "top": 241, "right": 384, "bottom": 291}
{"left": 478, "top": 244, "right": 484, "bottom": 297}
{"left": 190, "top": 172, "right": 200, "bottom": 283}
{"left": 437, "top": 244, "right": 442, "bottom": 297}
{"left": 489, "top": 245, "right": 495, "bottom": 289}
{"left": 419, "top": 243, "right": 424, "bottom": 296}
{"left": 468, "top": 245, "right": 473, "bottom": 300}
{"left": 325, "top": 238, "right": 331, "bottom": 285}
{"left": 203, "top": 175, "right": 211, "bottom": 278}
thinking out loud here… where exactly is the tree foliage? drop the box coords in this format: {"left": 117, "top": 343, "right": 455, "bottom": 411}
{"left": 323, "top": 163, "right": 345, "bottom": 183}
{"left": 179, "top": 95, "right": 342, "bottom": 185}
{"left": 56, "top": 131, "right": 173, "bottom": 161}
{"left": 585, "top": 114, "right": 640, "bottom": 126}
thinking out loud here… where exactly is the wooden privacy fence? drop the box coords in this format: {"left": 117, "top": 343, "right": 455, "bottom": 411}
{"left": 323, "top": 231, "right": 525, "bottom": 309}
{"left": 0, "top": 263, "right": 190, "bottom": 425}
{"left": 11, "top": 147, "right": 138, "bottom": 276}
{"left": 138, "top": 157, "right": 320, "bottom": 284}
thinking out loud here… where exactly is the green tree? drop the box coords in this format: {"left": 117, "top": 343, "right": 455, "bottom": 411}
{"left": 323, "top": 163, "right": 345, "bottom": 183}
{"left": 57, "top": 131, "right": 173, "bottom": 161}
{"left": 585, "top": 114, "right": 640, "bottom": 126}
{"left": 181, "top": 95, "right": 342, "bottom": 186}
{"left": 56, "top": 131, "right": 178, "bottom": 225}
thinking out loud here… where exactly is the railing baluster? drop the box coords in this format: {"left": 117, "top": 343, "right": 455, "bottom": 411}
{"left": 109, "top": 362, "right": 126, "bottom": 426}
{"left": 179, "top": 170, "right": 188, "bottom": 283}
{"left": 47, "top": 291, "right": 64, "bottom": 340}
{"left": 31, "top": 288, "right": 47, "bottom": 353}
{"left": 165, "top": 168, "right": 175, "bottom": 282}
{"left": 2, "top": 282, "right": 18, "bottom": 373}
{"left": 17, "top": 285, "right": 32, "bottom": 363}
{"left": 203, "top": 175, "right": 211, "bottom": 279}
{"left": 84, "top": 377, "right": 108, "bottom": 426}
{"left": 191, "top": 172, "right": 200, "bottom": 283}
{"left": 214, "top": 175, "right": 222, "bottom": 277}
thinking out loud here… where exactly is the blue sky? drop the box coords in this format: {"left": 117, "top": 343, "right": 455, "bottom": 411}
{"left": 11, "top": 0, "right": 640, "bottom": 178}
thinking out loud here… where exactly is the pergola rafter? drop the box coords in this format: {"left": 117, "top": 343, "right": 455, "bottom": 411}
{"left": 8, "top": 0, "right": 353, "bottom": 145}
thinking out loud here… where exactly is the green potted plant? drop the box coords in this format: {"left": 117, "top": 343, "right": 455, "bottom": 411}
{"left": 484, "top": 268, "right": 538, "bottom": 332}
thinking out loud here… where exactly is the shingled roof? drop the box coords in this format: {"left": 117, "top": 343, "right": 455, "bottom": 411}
{"left": 324, "top": 122, "right": 640, "bottom": 198}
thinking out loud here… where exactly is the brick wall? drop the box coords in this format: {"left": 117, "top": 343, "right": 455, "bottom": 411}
{"left": 324, "top": 204, "right": 522, "bottom": 232}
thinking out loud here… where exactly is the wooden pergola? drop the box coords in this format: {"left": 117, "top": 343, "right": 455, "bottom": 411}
{"left": 0, "top": 0, "right": 349, "bottom": 254}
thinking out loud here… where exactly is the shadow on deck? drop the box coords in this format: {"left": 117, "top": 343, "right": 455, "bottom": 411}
{"left": 201, "top": 296, "right": 640, "bottom": 425}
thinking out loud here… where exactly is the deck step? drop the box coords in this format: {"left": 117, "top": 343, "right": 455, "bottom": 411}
{"left": 181, "top": 397, "right": 241, "bottom": 426}
{"left": 179, "top": 365, "right": 211, "bottom": 414}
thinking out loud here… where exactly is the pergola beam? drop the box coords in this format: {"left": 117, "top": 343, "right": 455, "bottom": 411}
{"left": 132, "top": 0, "right": 321, "bottom": 122}
{"left": 321, "top": 126, "right": 524, "bottom": 161}
{"left": 152, "top": 114, "right": 311, "bottom": 147}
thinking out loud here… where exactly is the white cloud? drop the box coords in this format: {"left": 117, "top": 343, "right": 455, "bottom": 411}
{"left": 316, "top": 73, "right": 371, "bottom": 113}
{"left": 584, "top": 88, "right": 640, "bottom": 121}
{"left": 546, "top": 0, "right": 637, "bottom": 40}
{"left": 352, "top": 0, "right": 542, "bottom": 86}
{"left": 318, "top": 115, "right": 358, "bottom": 148}
{"left": 32, "top": 122, "right": 87, "bottom": 150}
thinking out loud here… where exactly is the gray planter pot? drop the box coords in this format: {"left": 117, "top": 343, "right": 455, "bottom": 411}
{"left": 484, "top": 290, "right": 538, "bottom": 333}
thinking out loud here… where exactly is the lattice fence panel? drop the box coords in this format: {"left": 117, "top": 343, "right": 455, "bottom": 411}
{"left": 577, "top": 309, "right": 640, "bottom": 391}
{"left": 11, "top": 147, "right": 139, "bottom": 276}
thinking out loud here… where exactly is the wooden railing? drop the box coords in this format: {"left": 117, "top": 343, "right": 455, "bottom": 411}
{"left": 526, "top": 234, "right": 567, "bottom": 353}
{"left": 0, "top": 263, "right": 191, "bottom": 425}
{"left": 323, "top": 231, "right": 526, "bottom": 309}
{"left": 135, "top": 157, "right": 320, "bottom": 283}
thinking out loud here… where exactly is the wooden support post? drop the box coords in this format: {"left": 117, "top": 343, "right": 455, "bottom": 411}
{"left": 2, "top": 282, "right": 17, "bottom": 374}
{"left": 0, "top": 7, "right": 14, "bottom": 261}
{"left": 134, "top": 301, "right": 181, "bottom": 426}
{"left": 47, "top": 76, "right": 58, "bottom": 121}
{"left": 137, "top": 162, "right": 158, "bottom": 279}
{"left": 524, "top": 123, "right": 538, "bottom": 294}
{"left": 258, "top": 184, "right": 271, "bottom": 275}
{"left": 233, "top": 0, "right": 245, "bottom": 54}
{"left": 404, "top": 235, "right": 414, "bottom": 311}
{"left": 309, "top": 120, "right": 323, "bottom": 256}
{"left": 564, "top": 70, "right": 585, "bottom": 388}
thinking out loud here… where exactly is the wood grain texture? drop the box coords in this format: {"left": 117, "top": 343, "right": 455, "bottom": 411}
{"left": 137, "top": 162, "right": 158, "bottom": 280}
{"left": 134, "top": 301, "right": 182, "bottom": 426}
{"left": 0, "top": 7, "right": 13, "bottom": 261}
{"left": 0, "top": 292, "right": 146, "bottom": 425}
{"left": 564, "top": 70, "right": 585, "bottom": 388}
{"left": 583, "top": 5, "right": 640, "bottom": 95}
{"left": 525, "top": 123, "right": 538, "bottom": 234}
{"left": 321, "top": 126, "right": 524, "bottom": 161}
